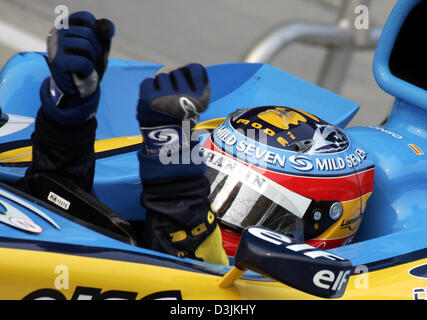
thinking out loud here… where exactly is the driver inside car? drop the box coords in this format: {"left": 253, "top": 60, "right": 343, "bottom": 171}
{"left": 17, "top": 11, "right": 375, "bottom": 265}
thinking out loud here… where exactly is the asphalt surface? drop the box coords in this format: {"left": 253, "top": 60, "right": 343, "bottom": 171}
{"left": 0, "top": 0, "right": 397, "bottom": 126}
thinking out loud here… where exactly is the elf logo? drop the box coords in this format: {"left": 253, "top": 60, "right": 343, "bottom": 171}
{"left": 243, "top": 227, "right": 352, "bottom": 298}
{"left": 313, "top": 270, "right": 351, "bottom": 291}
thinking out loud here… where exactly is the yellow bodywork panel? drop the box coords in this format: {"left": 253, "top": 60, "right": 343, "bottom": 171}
{"left": 0, "top": 247, "right": 425, "bottom": 300}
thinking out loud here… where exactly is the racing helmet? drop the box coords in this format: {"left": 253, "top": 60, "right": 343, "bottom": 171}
{"left": 202, "top": 106, "right": 375, "bottom": 256}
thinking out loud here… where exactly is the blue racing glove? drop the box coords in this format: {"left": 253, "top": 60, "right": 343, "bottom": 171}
{"left": 137, "top": 63, "right": 210, "bottom": 181}
{"left": 137, "top": 63, "right": 210, "bottom": 128}
{"left": 41, "top": 11, "right": 115, "bottom": 124}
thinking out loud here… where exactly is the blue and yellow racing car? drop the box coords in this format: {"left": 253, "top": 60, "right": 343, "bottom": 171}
{"left": 0, "top": 0, "right": 426, "bottom": 300}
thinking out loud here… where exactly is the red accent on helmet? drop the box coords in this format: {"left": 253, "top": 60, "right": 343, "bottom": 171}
{"left": 220, "top": 226, "right": 240, "bottom": 257}
{"left": 306, "top": 236, "right": 354, "bottom": 249}
{"left": 204, "top": 136, "right": 374, "bottom": 202}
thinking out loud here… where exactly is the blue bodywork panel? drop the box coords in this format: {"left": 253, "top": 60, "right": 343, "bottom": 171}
{"left": 332, "top": 0, "right": 427, "bottom": 265}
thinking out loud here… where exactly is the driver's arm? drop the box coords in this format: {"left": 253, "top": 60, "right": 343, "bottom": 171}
{"left": 137, "top": 64, "right": 229, "bottom": 265}
{"left": 17, "top": 11, "right": 114, "bottom": 193}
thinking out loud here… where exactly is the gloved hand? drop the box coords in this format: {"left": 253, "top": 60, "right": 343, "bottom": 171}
{"left": 41, "top": 11, "right": 115, "bottom": 124}
{"left": 137, "top": 63, "right": 210, "bottom": 128}
{"left": 137, "top": 63, "right": 210, "bottom": 180}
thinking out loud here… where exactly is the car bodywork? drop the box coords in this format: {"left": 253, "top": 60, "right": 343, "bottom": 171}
{"left": 0, "top": 0, "right": 426, "bottom": 300}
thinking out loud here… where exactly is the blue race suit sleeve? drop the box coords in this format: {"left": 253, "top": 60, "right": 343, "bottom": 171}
{"left": 18, "top": 78, "right": 99, "bottom": 193}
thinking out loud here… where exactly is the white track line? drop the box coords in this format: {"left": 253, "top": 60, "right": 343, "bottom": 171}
{"left": 0, "top": 20, "right": 45, "bottom": 52}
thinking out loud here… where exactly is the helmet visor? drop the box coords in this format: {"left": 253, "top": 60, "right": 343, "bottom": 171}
{"left": 204, "top": 149, "right": 312, "bottom": 240}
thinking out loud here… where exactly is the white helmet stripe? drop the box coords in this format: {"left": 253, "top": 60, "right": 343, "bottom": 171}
{"left": 205, "top": 149, "right": 312, "bottom": 218}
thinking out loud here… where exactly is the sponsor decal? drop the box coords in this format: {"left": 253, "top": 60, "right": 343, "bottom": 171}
{"left": 179, "top": 96, "right": 198, "bottom": 124}
{"left": 340, "top": 213, "right": 363, "bottom": 231}
{"left": 142, "top": 125, "right": 189, "bottom": 157}
{"left": 234, "top": 139, "right": 286, "bottom": 168}
{"left": 0, "top": 199, "right": 43, "bottom": 234}
{"left": 413, "top": 287, "right": 427, "bottom": 300}
{"left": 257, "top": 108, "right": 310, "bottom": 130}
{"left": 289, "top": 155, "right": 313, "bottom": 171}
{"left": 204, "top": 148, "right": 267, "bottom": 193}
{"left": 315, "top": 157, "right": 346, "bottom": 171}
{"left": 408, "top": 144, "right": 424, "bottom": 155}
{"left": 310, "top": 124, "right": 349, "bottom": 154}
{"left": 410, "top": 264, "right": 427, "bottom": 299}
{"left": 316, "top": 148, "right": 367, "bottom": 170}
{"left": 248, "top": 227, "right": 347, "bottom": 261}
{"left": 8, "top": 216, "right": 43, "bottom": 233}
{"left": 0, "top": 188, "right": 60, "bottom": 232}
{"left": 409, "top": 263, "right": 427, "bottom": 279}
{"left": 214, "top": 123, "right": 368, "bottom": 173}
{"left": 368, "top": 126, "right": 403, "bottom": 139}
{"left": 204, "top": 149, "right": 311, "bottom": 218}
{"left": 227, "top": 106, "right": 349, "bottom": 154}
{"left": 313, "top": 270, "right": 351, "bottom": 291}
{"left": 246, "top": 227, "right": 351, "bottom": 297}
{"left": 23, "top": 286, "right": 182, "bottom": 300}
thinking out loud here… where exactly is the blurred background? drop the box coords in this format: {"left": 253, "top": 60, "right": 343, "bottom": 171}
{"left": 0, "top": 0, "right": 397, "bottom": 127}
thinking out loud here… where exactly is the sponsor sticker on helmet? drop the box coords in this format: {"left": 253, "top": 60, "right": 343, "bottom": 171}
{"left": 213, "top": 120, "right": 368, "bottom": 174}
